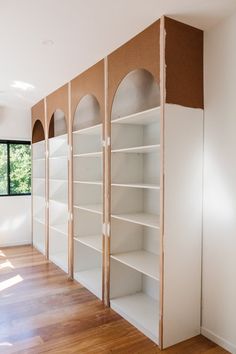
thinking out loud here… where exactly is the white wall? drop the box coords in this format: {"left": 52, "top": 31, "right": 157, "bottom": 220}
{"left": 203, "top": 11, "right": 236, "bottom": 353}
{"left": 0, "top": 106, "right": 32, "bottom": 247}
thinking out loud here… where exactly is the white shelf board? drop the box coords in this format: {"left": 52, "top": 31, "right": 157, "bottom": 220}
{"left": 33, "top": 157, "right": 45, "bottom": 162}
{"left": 49, "top": 133, "right": 67, "bottom": 141}
{"left": 49, "top": 178, "right": 67, "bottom": 182}
{"left": 74, "top": 204, "right": 102, "bottom": 215}
{"left": 49, "top": 197, "right": 67, "bottom": 205}
{"left": 74, "top": 151, "right": 102, "bottom": 158}
{"left": 50, "top": 253, "right": 68, "bottom": 273}
{"left": 49, "top": 156, "right": 67, "bottom": 160}
{"left": 73, "top": 180, "right": 102, "bottom": 186}
{"left": 74, "top": 235, "right": 102, "bottom": 253}
{"left": 111, "top": 251, "right": 159, "bottom": 280}
{"left": 50, "top": 223, "right": 68, "bottom": 235}
{"left": 111, "top": 212, "right": 160, "bottom": 229}
{"left": 33, "top": 177, "right": 45, "bottom": 181}
{"left": 111, "top": 182, "right": 160, "bottom": 190}
{"left": 110, "top": 293, "right": 159, "bottom": 344}
{"left": 111, "top": 144, "right": 160, "bottom": 154}
{"left": 111, "top": 107, "right": 160, "bottom": 125}
{"left": 33, "top": 216, "right": 45, "bottom": 225}
{"left": 74, "top": 268, "right": 102, "bottom": 299}
{"left": 73, "top": 123, "right": 102, "bottom": 136}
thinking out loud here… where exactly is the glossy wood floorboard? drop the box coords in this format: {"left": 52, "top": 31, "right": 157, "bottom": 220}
{"left": 0, "top": 246, "right": 229, "bottom": 354}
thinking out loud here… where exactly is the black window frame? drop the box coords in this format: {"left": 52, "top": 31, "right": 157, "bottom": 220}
{"left": 0, "top": 139, "right": 31, "bottom": 197}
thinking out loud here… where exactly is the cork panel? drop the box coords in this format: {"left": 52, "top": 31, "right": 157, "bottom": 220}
{"left": 71, "top": 60, "right": 105, "bottom": 129}
{"left": 165, "top": 17, "right": 204, "bottom": 109}
{"left": 46, "top": 84, "right": 69, "bottom": 132}
{"left": 31, "top": 100, "right": 45, "bottom": 143}
{"left": 108, "top": 20, "right": 160, "bottom": 116}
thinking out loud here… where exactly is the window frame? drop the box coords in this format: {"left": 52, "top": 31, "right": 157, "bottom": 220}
{"left": 0, "top": 139, "right": 31, "bottom": 197}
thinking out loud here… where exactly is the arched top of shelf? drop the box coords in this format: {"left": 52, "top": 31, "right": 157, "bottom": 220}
{"left": 32, "top": 119, "right": 45, "bottom": 143}
{"left": 111, "top": 68, "right": 160, "bottom": 121}
{"left": 49, "top": 109, "right": 67, "bottom": 138}
{"left": 73, "top": 94, "right": 101, "bottom": 132}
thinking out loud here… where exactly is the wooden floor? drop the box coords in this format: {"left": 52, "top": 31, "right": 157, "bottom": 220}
{"left": 0, "top": 246, "right": 228, "bottom": 354}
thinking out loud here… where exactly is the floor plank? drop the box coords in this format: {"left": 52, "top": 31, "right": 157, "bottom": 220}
{"left": 0, "top": 245, "right": 229, "bottom": 353}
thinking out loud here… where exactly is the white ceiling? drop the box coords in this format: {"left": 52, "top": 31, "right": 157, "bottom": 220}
{"left": 0, "top": 0, "right": 236, "bottom": 109}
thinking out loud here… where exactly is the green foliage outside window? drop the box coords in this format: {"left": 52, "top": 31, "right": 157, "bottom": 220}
{"left": 0, "top": 142, "right": 31, "bottom": 196}
{"left": 0, "top": 144, "right": 8, "bottom": 195}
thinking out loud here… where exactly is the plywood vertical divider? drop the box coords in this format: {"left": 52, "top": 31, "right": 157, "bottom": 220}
{"left": 68, "top": 82, "right": 73, "bottom": 278}
{"left": 159, "top": 16, "right": 166, "bottom": 350}
{"left": 44, "top": 97, "right": 49, "bottom": 259}
{"left": 104, "top": 56, "right": 110, "bottom": 306}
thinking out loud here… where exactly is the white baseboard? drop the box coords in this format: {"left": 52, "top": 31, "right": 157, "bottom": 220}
{"left": 201, "top": 327, "right": 236, "bottom": 353}
{"left": 0, "top": 240, "right": 31, "bottom": 248}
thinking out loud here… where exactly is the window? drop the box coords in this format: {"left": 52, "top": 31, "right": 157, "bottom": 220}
{"left": 0, "top": 140, "right": 31, "bottom": 196}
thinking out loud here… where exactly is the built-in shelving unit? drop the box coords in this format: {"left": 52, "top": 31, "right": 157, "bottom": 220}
{"left": 48, "top": 110, "right": 68, "bottom": 273}
{"left": 109, "top": 68, "right": 161, "bottom": 344}
{"left": 32, "top": 139, "right": 46, "bottom": 254}
{"left": 73, "top": 98, "right": 103, "bottom": 300}
{"left": 32, "top": 19, "right": 204, "bottom": 349}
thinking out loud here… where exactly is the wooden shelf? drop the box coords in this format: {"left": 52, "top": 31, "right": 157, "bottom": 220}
{"left": 74, "top": 151, "right": 102, "bottom": 158}
{"left": 112, "top": 107, "right": 160, "bottom": 125}
{"left": 50, "top": 223, "right": 68, "bottom": 235}
{"left": 110, "top": 293, "right": 159, "bottom": 344}
{"left": 74, "top": 204, "right": 102, "bottom": 215}
{"left": 74, "top": 180, "right": 102, "bottom": 186}
{"left": 74, "top": 235, "right": 102, "bottom": 253}
{"left": 112, "top": 144, "right": 160, "bottom": 154}
{"left": 111, "top": 251, "right": 159, "bottom": 280}
{"left": 73, "top": 123, "right": 102, "bottom": 136}
{"left": 111, "top": 182, "right": 160, "bottom": 190}
{"left": 111, "top": 212, "right": 160, "bottom": 229}
{"left": 74, "top": 268, "right": 102, "bottom": 299}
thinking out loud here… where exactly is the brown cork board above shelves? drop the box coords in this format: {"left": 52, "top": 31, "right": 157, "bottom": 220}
{"left": 164, "top": 16, "right": 204, "bottom": 109}
{"left": 107, "top": 20, "right": 160, "bottom": 117}
{"left": 46, "top": 84, "right": 69, "bottom": 135}
{"left": 71, "top": 60, "right": 105, "bottom": 130}
{"left": 32, "top": 99, "right": 45, "bottom": 143}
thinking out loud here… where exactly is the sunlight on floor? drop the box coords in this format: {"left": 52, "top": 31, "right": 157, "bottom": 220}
{"left": 0, "top": 260, "right": 14, "bottom": 270}
{"left": 0, "top": 274, "right": 23, "bottom": 291}
{"left": 0, "top": 342, "right": 12, "bottom": 347}
{"left": 0, "top": 250, "right": 6, "bottom": 258}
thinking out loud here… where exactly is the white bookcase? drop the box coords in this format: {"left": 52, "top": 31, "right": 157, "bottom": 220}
{"left": 48, "top": 111, "right": 69, "bottom": 273}
{"left": 32, "top": 140, "right": 46, "bottom": 255}
{"left": 108, "top": 67, "right": 161, "bottom": 344}
{"left": 110, "top": 107, "right": 160, "bottom": 343}
{"left": 73, "top": 123, "right": 103, "bottom": 300}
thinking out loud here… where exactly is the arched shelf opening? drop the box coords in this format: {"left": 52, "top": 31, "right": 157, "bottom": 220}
{"left": 72, "top": 94, "right": 103, "bottom": 300}
{"left": 49, "top": 109, "right": 67, "bottom": 138}
{"left": 73, "top": 94, "right": 101, "bottom": 132}
{"left": 32, "top": 119, "right": 45, "bottom": 143}
{"left": 111, "top": 68, "right": 160, "bottom": 120}
{"left": 109, "top": 68, "right": 161, "bottom": 344}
